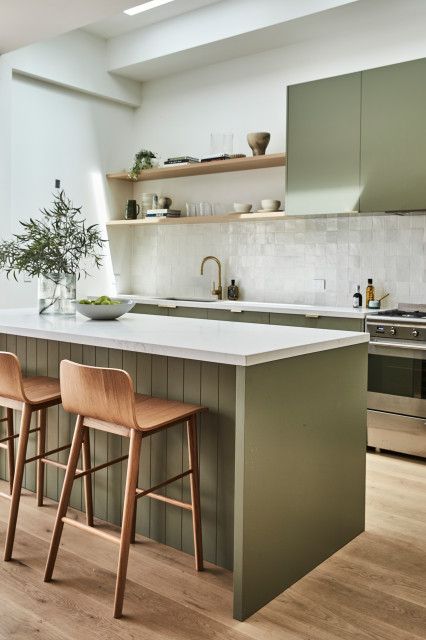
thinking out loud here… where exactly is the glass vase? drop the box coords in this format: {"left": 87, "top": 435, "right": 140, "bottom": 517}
{"left": 38, "top": 273, "right": 76, "bottom": 315}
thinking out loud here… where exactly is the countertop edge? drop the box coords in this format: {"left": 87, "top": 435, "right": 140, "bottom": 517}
{"left": 118, "top": 295, "right": 369, "bottom": 319}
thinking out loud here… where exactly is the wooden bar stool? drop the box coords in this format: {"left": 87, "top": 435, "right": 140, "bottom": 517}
{"left": 44, "top": 359, "right": 206, "bottom": 619}
{"left": 0, "top": 351, "right": 94, "bottom": 561}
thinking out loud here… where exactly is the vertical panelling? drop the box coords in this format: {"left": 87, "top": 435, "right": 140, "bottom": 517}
{"left": 0, "top": 334, "right": 6, "bottom": 479}
{"left": 45, "top": 340, "right": 59, "bottom": 500}
{"left": 106, "top": 349, "right": 124, "bottom": 525}
{"left": 182, "top": 359, "right": 201, "bottom": 556}
{"left": 150, "top": 355, "right": 168, "bottom": 543}
{"left": 0, "top": 335, "right": 237, "bottom": 570}
{"left": 199, "top": 362, "right": 219, "bottom": 564}
{"left": 69, "top": 343, "right": 83, "bottom": 511}
{"left": 217, "top": 364, "right": 236, "bottom": 570}
{"left": 165, "top": 357, "right": 184, "bottom": 551}
{"left": 135, "top": 353, "right": 152, "bottom": 536}
{"left": 57, "top": 342, "right": 71, "bottom": 498}
{"left": 82, "top": 346, "right": 96, "bottom": 519}
{"left": 6, "top": 335, "right": 17, "bottom": 491}
{"left": 93, "top": 347, "right": 109, "bottom": 521}
{"left": 122, "top": 350, "right": 137, "bottom": 527}
{"left": 25, "top": 338, "right": 37, "bottom": 491}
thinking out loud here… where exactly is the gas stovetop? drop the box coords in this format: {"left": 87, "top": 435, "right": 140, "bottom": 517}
{"left": 367, "top": 304, "right": 426, "bottom": 342}
{"left": 375, "top": 309, "right": 426, "bottom": 319}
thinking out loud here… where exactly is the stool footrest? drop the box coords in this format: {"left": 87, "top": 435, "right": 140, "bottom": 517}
{"left": 25, "top": 442, "right": 71, "bottom": 464}
{"left": 0, "top": 491, "right": 12, "bottom": 501}
{"left": 74, "top": 454, "right": 129, "bottom": 479}
{"left": 135, "top": 469, "right": 193, "bottom": 508}
{"left": 0, "top": 426, "right": 40, "bottom": 445}
{"left": 42, "top": 458, "right": 83, "bottom": 475}
{"left": 62, "top": 517, "right": 120, "bottom": 544}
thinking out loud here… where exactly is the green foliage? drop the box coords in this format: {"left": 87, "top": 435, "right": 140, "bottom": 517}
{"left": 129, "top": 149, "right": 156, "bottom": 180}
{"left": 0, "top": 190, "right": 106, "bottom": 281}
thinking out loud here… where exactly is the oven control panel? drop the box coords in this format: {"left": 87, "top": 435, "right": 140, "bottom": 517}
{"left": 367, "top": 322, "right": 424, "bottom": 341}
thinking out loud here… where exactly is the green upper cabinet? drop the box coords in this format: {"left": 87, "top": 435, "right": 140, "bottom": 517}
{"left": 360, "top": 58, "right": 426, "bottom": 212}
{"left": 286, "top": 72, "right": 362, "bottom": 215}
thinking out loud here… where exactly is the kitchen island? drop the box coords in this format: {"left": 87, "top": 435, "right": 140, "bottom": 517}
{"left": 0, "top": 309, "right": 369, "bottom": 620}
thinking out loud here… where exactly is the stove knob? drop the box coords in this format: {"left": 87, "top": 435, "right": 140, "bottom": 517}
{"left": 412, "top": 329, "right": 420, "bottom": 338}
{"left": 389, "top": 327, "right": 397, "bottom": 336}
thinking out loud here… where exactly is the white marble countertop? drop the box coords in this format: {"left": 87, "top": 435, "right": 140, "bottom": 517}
{"left": 0, "top": 309, "right": 369, "bottom": 366}
{"left": 117, "top": 295, "right": 369, "bottom": 320}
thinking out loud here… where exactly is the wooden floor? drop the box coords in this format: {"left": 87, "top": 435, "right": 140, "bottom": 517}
{"left": 0, "top": 451, "right": 425, "bottom": 639}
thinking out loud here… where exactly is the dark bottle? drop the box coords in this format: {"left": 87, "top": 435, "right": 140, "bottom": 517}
{"left": 227, "top": 279, "right": 239, "bottom": 301}
{"left": 353, "top": 284, "right": 362, "bottom": 309}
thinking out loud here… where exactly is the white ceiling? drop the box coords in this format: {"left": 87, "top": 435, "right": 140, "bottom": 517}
{"left": 84, "top": 0, "right": 223, "bottom": 39}
{"left": 0, "top": 0, "right": 137, "bottom": 53}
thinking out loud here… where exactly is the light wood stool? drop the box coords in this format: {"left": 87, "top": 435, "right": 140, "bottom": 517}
{"left": 44, "top": 359, "right": 206, "bottom": 618}
{"left": 0, "top": 351, "right": 94, "bottom": 561}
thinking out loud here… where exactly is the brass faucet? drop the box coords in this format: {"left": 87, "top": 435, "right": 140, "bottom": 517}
{"left": 200, "top": 256, "right": 223, "bottom": 300}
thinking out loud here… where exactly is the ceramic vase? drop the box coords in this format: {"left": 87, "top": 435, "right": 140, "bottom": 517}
{"left": 247, "top": 131, "right": 271, "bottom": 156}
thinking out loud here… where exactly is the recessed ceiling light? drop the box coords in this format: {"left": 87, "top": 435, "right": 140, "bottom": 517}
{"left": 124, "top": 0, "right": 176, "bottom": 15}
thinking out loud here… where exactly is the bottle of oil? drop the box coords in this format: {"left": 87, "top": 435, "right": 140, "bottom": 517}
{"left": 366, "top": 278, "right": 375, "bottom": 307}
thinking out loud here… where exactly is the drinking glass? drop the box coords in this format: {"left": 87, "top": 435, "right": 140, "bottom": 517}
{"left": 196, "top": 202, "right": 212, "bottom": 216}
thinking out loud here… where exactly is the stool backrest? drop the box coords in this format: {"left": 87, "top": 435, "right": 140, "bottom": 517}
{"left": 0, "top": 351, "right": 26, "bottom": 402}
{"left": 60, "top": 360, "right": 138, "bottom": 430}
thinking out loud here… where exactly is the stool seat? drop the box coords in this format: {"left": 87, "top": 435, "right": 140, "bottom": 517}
{"left": 134, "top": 394, "right": 204, "bottom": 432}
{"left": 22, "top": 376, "right": 61, "bottom": 405}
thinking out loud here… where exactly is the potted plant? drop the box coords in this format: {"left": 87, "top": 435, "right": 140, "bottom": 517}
{"left": 0, "top": 190, "right": 106, "bottom": 315}
{"left": 128, "top": 149, "right": 157, "bottom": 180}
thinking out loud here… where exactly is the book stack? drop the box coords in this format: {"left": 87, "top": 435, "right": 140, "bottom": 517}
{"left": 163, "top": 156, "right": 199, "bottom": 167}
{"left": 146, "top": 209, "right": 181, "bottom": 218}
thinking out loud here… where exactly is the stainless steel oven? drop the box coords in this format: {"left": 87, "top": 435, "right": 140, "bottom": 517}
{"left": 367, "top": 313, "right": 426, "bottom": 457}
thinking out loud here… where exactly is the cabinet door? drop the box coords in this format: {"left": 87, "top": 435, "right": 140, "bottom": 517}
{"left": 207, "top": 309, "right": 269, "bottom": 324}
{"left": 360, "top": 58, "right": 426, "bottom": 212}
{"left": 286, "top": 72, "right": 361, "bottom": 215}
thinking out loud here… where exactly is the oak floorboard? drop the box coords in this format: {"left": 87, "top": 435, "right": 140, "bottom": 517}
{"left": 0, "top": 452, "right": 424, "bottom": 640}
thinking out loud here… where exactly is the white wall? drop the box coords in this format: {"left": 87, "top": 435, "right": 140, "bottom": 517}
{"left": 0, "top": 30, "right": 139, "bottom": 309}
{"left": 0, "top": 74, "right": 134, "bottom": 307}
{"left": 125, "top": 10, "right": 426, "bottom": 305}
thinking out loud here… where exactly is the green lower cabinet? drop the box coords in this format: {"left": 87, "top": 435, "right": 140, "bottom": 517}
{"left": 207, "top": 309, "right": 269, "bottom": 324}
{"left": 131, "top": 304, "right": 169, "bottom": 316}
{"left": 168, "top": 307, "right": 208, "bottom": 319}
{"left": 315, "top": 316, "right": 364, "bottom": 332}
{"left": 270, "top": 313, "right": 363, "bottom": 332}
{"left": 270, "top": 313, "right": 316, "bottom": 328}
{"left": 131, "top": 306, "right": 364, "bottom": 331}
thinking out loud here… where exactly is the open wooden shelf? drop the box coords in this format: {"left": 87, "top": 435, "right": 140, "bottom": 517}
{"left": 107, "top": 153, "right": 285, "bottom": 182}
{"left": 106, "top": 211, "right": 286, "bottom": 227}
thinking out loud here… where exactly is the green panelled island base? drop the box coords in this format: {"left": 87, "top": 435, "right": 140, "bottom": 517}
{"left": 0, "top": 333, "right": 367, "bottom": 621}
{"left": 0, "top": 333, "right": 236, "bottom": 570}
{"left": 233, "top": 342, "right": 367, "bottom": 620}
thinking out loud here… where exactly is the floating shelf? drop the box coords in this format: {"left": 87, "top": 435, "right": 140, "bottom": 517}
{"left": 106, "top": 211, "right": 286, "bottom": 227}
{"left": 107, "top": 153, "right": 285, "bottom": 182}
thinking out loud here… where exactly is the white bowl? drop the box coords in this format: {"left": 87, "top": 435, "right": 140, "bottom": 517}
{"left": 261, "top": 199, "right": 281, "bottom": 212}
{"left": 76, "top": 298, "right": 135, "bottom": 320}
{"left": 233, "top": 203, "right": 252, "bottom": 213}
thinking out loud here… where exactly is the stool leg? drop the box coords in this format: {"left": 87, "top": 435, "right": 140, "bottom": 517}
{"left": 4, "top": 404, "right": 32, "bottom": 561}
{"left": 6, "top": 409, "right": 14, "bottom": 495}
{"left": 113, "top": 429, "right": 142, "bottom": 619}
{"left": 36, "top": 408, "right": 46, "bottom": 507}
{"left": 130, "top": 501, "right": 137, "bottom": 544}
{"left": 44, "top": 415, "right": 85, "bottom": 582}
{"left": 187, "top": 415, "right": 203, "bottom": 571}
{"left": 82, "top": 427, "right": 94, "bottom": 527}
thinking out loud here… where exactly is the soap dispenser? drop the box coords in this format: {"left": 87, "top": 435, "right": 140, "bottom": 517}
{"left": 227, "top": 279, "right": 239, "bottom": 301}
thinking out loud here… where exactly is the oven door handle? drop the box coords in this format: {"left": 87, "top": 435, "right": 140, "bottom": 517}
{"left": 369, "top": 340, "right": 426, "bottom": 358}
